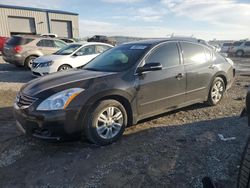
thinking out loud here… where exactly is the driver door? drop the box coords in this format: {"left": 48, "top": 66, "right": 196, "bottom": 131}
{"left": 136, "top": 42, "right": 186, "bottom": 119}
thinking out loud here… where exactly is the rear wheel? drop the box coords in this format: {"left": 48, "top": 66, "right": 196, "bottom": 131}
{"left": 57, "top": 64, "right": 72, "bottom": 72}
{"left": 236, "top": 50, "right": 244, "bottom": 57}
{"left": 238, "top": 136, "right": 250, "bottom": 188}
{"left": 84, "top": 100, "right": 127, "bottom": 146}
{"left": 24, "top": 56, "right": 37, "bottom": 69}
{"left": 207, "top": 77, "right": 225, "bottom": 106}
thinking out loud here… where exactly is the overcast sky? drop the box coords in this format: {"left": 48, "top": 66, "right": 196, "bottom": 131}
{"left": 0, "top": 0, "right": 249, "bottom": 40}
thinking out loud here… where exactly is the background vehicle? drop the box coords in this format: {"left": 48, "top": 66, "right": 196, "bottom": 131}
{"left": 2, "top": 35, "right": 67, "bottom": 68}
{"left": 31, "top": 42, "right": 113, "bottom": 76}
{"left": 229, "top": 41, "right": 250, "bottom": 57}
{"left": 40, "top": 33, "right": 58, "bottom": 38}
{"left": 87, "top": 35, "right": 116, "bottom": 45}
{"left": 14, "top": 39, "right": 235, "bottom": 145}
{"left": 220, "top": 42, "right": 233, "bottom": 53}
{"left": 0, "top": 36, "right": 9, "bottom": 53}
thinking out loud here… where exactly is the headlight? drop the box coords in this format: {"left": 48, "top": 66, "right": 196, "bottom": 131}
{"left": 38, "top": 61, "right": 53, "bottom": 67}
{"left": 37, "top": 88, "right": 84, "bottom": 111}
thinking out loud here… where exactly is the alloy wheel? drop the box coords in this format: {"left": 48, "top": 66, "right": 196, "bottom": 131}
{"left": 95, "top": 106, "right": 124, "bottom": 140}
{"left": 211, "top": 80, "right": 224, "bottom": 104}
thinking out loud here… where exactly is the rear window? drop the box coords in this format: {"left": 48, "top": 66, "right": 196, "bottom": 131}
{"left": 6, "top": 36, "right": 33, "bottom": 45}
{"left": 233, "top": 42, "right": 243, "bottom": 46}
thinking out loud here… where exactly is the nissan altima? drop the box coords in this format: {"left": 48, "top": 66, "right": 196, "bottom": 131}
{"left": 14, "top": 38, "right": 235, "bottom": 145}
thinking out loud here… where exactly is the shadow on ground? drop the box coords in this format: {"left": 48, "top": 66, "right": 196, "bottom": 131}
{"left": 0, "top": 105, "right": 249, "bottom": 187}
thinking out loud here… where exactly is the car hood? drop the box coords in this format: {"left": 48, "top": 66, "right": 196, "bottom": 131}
{"left": 34, "top": 55, "right": 69, "bottom": 63}
{"left": 21, "top": 69, "right": 116, "bottom": 96}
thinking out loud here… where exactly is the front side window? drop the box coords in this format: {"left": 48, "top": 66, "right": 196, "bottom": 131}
{"left": 77, "top": 45, "right": 96, "bottom": 56}
{"left": 145, "top": 42, "right": 180, "bottom": 68}
{"left": 54, "top": 44, "right": 81, "bottom": 55}
{"left": 180, "top": 42, "right": 207, "bottom": 64}
{"left": 233, "top": 42, "right": 243, "bottom": 46}
{"left": 54, "top": 40, "right": 67, "bottom": 48}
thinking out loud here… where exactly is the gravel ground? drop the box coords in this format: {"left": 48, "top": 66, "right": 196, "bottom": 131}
{"left": 1, "top": 56, "right": 250, "bottom": 187}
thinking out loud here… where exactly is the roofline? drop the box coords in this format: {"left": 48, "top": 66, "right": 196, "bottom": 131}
{"left": 0, "top": 4, "right": 78, "bottom": 16}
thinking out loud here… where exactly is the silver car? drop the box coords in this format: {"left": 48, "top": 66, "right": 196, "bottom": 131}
{"left": 2, "top": 35, "right": 67, "bottom": 68}
{"left": 228, "top": 41, "right": 250, "bottom": 57}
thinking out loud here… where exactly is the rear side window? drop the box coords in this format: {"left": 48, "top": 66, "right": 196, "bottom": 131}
{"left": 180, "top": 42, "right": 207, "bottom": 64}
{"left": 6, "top": 36, "right": 33, "bottom": 45}
{"left": 96, "top": 45, "right": 111, "bottom": 53}
{"left": 233, "top": 42, "right": 243, "bottom": 46}
{"left": 37, "top": 39, "right": 55, "bottom": 47}
{"left": 245, "top": 42, "right": 250, "bottom": 47}
{"left": 145, "top": 42, "right": 180, "bottom": 68}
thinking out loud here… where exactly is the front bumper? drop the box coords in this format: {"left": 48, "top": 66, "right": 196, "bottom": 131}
{"left": 31, "top": 66, "right": 57, "bottom": 77}
{"left": 13, "top": 103, "right": 83, "bottom": 140}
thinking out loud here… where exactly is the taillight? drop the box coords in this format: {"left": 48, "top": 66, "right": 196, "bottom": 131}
{"left": 14, "top": 46, "right": 22, "bottom": 53}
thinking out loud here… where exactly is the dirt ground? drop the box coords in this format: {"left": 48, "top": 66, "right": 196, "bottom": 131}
{"left": 1, "top": 57, "right": 250, "bottom": 188}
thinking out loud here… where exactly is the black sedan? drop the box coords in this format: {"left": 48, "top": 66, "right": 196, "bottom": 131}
{"left": 14, "top": 38, "right": 235, "bottom": 145}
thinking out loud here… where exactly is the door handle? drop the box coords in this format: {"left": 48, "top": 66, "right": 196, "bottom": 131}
{"left": 175, "top": 73, "right": 184, "bottom": 80}
{"left": 209, "top": 64, "right": 216, "bottom": 69}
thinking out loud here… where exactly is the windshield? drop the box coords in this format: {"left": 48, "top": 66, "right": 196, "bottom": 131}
{"left": 84, "top": 44, "right": 151, "bottom": 72}
{"left": 54, "top": 44, "right": 82, "bottom": 55}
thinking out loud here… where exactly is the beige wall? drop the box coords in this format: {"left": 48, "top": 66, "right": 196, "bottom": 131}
{"left": 0, "top": 7, "right": 79, "bottom": 37}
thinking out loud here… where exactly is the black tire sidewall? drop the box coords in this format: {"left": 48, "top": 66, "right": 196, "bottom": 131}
{"left": 85, "top": 100, "right": 127, "bottom": 145}
{"left": 207, "top": 77, "right": 225, "bottom": 106}
{"left": 236, "top": 50, "right": 244, "bottom": 57}
{"left": 58, "top": 64, "right": 72, "bottom": 71}
{"left": 25, "top": 56, "right": 37, "bottom": 69}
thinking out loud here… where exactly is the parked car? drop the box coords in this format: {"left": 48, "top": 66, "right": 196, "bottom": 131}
{"left": 14, "top": 39, "right": 235, "bottom": 145}
{"left": 87, "top": 35, "right": 116, "bottom": 45}
{"left": 228, "top": 41, "right": 250, "bottom": 57}
{"left": 31, "top": 42, "right": 113, "bottom": 76}
{"left": 0, "top": 36, "right": 9, "bottom": 53}
{"left": 220, "top": 42, "right": 233, "bottom": 53}
{"left": 59, "top": 38, "right": 75, "bottom": 43}
{"left": 2, "top": 35, "right": 67, "bottom": 68}
{"left": 40, "top": 33, "right": 58, "bottom": 38}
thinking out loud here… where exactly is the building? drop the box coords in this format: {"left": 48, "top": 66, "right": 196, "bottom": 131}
{"left": 0, "top": 4, "right": 79, "bottom": 38}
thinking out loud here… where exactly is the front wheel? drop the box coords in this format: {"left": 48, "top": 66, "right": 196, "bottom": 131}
{"left": 84, "top": 100, "right": 127, "bottom": 146}
{"left": 57, "top": 64, "right": 72, "bottom": 71}
{"left": 207, "top": 77, "right": 225, "bottom": 106}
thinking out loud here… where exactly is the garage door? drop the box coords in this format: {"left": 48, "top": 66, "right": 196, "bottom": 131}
{"left": 51, "top": 20, "right": 72, "bottom": 38}
{"left": 8, "top": 16, "right": 36, "bottom": 35}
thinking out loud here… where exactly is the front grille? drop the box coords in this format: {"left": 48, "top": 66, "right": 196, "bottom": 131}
{"left": 32, "top": 62, "right": 39, "bottom": 68}
{"left": 16, "top": 93, "right": 37, "bottom": 108}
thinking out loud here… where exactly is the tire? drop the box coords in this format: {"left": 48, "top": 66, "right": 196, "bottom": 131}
{"left": 24, "top": 56, "right": 37, "bottom": 69}
{"left": 238, "top": 136, "right": 250, "bottom": 188}
{"left": 84, "top": 100, "right": 127, "bottom": 146}
{"left": 236, "top": 50, "right": 244, "bottom": 57}
{"left": 207, "top": 77, "right": 225, "bottom": 106}
{"left": 57, "top": 64, "right": 72, "bottom": 72}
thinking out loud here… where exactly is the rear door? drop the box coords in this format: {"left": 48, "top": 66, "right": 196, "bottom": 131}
{"left": 180, "top": 42, "right": 215, "bottom": 102}
{"left": 36, "top": 39, "right": 65, "bottom": 55}
{"left": 137, "top": 42, "right": 186, "bottom": 118}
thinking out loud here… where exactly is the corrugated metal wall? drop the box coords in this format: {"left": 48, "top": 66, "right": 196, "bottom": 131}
{"left": 0, "top": 7, "right": 79, "bottom": 38}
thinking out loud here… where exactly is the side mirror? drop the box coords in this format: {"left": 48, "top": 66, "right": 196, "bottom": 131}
{"left": 136, "top": 62, "right": 162, "bottom": 74}
{"left": 74, "top": 52, "right": 84, "bottom": 56}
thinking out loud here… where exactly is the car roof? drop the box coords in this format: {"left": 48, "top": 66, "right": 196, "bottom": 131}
{"left": 71, "top": 42, "right": 114, "bottom": 47}
{"left": 124, "top": 38, "right": 203, "bottom": 46}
